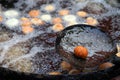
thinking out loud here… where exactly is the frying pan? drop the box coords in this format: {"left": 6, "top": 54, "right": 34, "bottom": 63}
{"left": 0, "top": 0, "right": 120, "bottom": 80}
{"left": 55, "top": 24, "right": 116, "bottom": 69}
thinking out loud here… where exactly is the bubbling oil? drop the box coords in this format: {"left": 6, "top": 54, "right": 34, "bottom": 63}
{"left": 0, "top": 0, "right": 120, "bottom": 73}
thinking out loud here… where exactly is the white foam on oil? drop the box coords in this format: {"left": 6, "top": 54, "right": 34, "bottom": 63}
{"left": 0, "top": 31, "right": 44, "bottom": 63}
{"left": 4, "top": 45, "right": 51, "bottom": 67}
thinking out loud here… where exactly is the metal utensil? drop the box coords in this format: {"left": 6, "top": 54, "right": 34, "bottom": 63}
{"left": 55, "top": 24, "right": 116, "bottom": 70}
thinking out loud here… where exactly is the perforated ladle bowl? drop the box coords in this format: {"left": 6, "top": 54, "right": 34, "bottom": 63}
{"left": 55, "top": 24, "right": 117, "bottom": 71}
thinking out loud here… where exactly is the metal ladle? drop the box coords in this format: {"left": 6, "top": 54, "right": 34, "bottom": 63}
{"left": 55, "top": 24, "right": 117, "bottom": 70}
